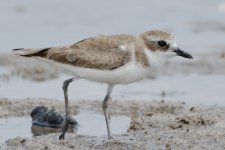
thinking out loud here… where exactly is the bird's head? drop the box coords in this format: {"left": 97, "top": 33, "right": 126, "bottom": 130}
{"left": 140, "top": 30, "right": 193, "bottom": 59}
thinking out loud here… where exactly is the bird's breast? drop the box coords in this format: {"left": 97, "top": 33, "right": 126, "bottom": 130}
{"left": 70, "top": 62, "right": 150, "bottom": 85}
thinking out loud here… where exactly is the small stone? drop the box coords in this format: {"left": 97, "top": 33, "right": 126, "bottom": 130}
{"left": 189, "top": 107, "right": 195, "bottom": 111}
{"left": 165, "top": 143, "right": 171, "bottom": 150}
{"left": 20, "top": 139, "right": 26, "bottom": 144}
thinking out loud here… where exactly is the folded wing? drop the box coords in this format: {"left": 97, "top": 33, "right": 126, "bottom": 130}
{"left": 14, "top": 35, "right": 134, "bottom": 70}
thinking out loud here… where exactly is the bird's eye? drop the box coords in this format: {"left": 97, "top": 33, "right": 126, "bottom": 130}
{"left": 157, "top": 40, "right": 167, "bottom": 48}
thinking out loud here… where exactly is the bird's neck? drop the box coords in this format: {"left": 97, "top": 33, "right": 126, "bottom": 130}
{"left": 143, "top": 48, "right": 167, "bottom": 69}
{"left": 132, "top": 37, "right": 150, "bottom": 68}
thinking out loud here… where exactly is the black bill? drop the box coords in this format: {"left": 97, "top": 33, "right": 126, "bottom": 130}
{"left": 173, "top": 48, "right": 193, "bottom": 59}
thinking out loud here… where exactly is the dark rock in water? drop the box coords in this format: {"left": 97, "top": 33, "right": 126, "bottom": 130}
{"left": 31, "top": 106, "right": 77, "bottom": 128}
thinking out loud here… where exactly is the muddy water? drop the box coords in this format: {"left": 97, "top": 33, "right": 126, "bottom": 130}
{"left": 0, "top": 111, "right": 130, "bottom": 143}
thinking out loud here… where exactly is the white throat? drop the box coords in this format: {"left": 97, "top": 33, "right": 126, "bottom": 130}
{"left": 144, "top": 48, "right": 171, "bottom": 69}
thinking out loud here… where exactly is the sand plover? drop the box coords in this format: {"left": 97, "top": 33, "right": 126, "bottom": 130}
{"left": 14, "top": 30, "right": 193, "bottom": 139}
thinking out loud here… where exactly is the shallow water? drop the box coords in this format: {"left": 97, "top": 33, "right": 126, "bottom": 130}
{"left": 0, "top": 111, "right": 130, "bottom": 143}
{"left": 1, "top": 74, "right": 225, "bottom": 105}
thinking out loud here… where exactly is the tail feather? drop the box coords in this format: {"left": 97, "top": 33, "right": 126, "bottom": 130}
{"left": 13, "top": 47, "right": 51, "bottom": 57}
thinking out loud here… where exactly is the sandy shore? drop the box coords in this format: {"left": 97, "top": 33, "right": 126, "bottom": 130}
{"left": 1, "top": 98, "right": 225, "bottom": 150}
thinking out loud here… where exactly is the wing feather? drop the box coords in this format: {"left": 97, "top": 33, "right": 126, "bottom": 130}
{"left": 46, "top": 35, "right": 134, "bottom": 70}
{"left": 14, "top": 34, "right": 134, "bottom": 70}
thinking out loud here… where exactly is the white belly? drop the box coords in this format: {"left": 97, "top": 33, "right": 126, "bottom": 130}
{"left": 62, "top": 62, "right": 150, "bottom": 85}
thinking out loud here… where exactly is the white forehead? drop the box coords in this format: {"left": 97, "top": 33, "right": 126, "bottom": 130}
{"left": 170, "top": 42, "right": 178, "bottom": 49}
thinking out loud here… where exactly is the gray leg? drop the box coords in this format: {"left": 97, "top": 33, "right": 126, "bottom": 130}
{"left": 102, "top": 85, "right": 114, "bottom": 139}
{"left": 59, "top": 77, "right": 79, "bottom": 140}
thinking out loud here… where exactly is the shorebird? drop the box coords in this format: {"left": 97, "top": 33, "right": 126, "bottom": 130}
{"left": 14, "top": 30, "right": 193, "bottom": 139}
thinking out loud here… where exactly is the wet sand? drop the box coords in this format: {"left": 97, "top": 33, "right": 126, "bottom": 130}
{"left": 1, "top": 98, "right": 225, "bottom": 150}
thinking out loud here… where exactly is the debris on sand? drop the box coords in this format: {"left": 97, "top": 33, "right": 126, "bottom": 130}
{"left": 1, "top": 98, "right": 225, "bottom": 149}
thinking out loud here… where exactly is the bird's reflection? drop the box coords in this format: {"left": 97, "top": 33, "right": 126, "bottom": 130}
{"left": 31, "top": 124, "right": 76, "bottom": 136}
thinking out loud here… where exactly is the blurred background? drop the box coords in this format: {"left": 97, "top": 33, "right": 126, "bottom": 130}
{"left": 0, "top": 0, "right": 225, "bottom": 105}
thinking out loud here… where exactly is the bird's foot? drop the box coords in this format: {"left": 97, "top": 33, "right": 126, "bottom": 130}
{"left": 59, "top": 116, "right": 72, "bottom": 140}
{"left": 108, "top": 136, "right": 113, "bottom": 139}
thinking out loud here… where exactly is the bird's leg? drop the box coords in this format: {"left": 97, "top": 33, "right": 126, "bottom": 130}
{"left": 102, "top": 85, "right": 114, "bottom": 139}
{"left": 59, "top": 77, "right": 79, "bottom": 140}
